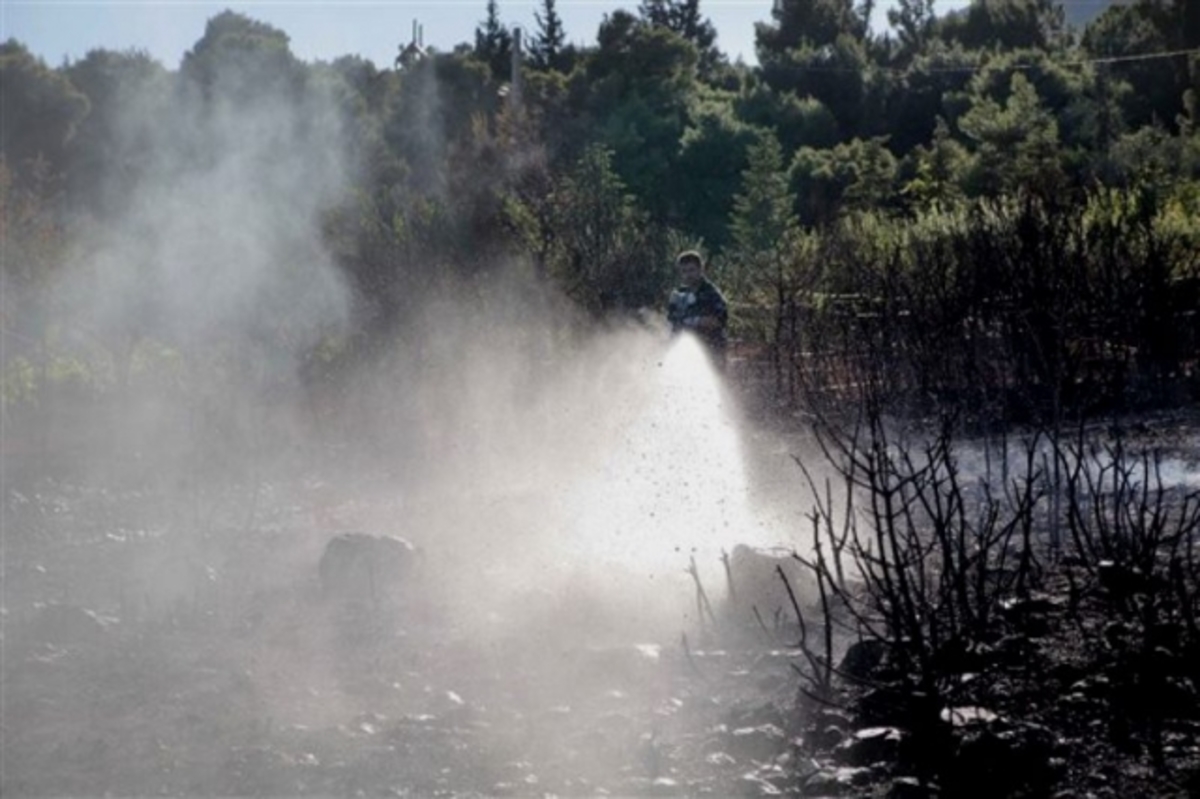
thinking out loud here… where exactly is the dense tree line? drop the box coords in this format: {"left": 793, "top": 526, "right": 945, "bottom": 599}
{"left": 3, "top": 0, "right": 1200, "bottom": 422}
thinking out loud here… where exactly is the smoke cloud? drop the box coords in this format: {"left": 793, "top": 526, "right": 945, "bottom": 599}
{"left": 60, "top": 79, "right": 352, "bottom": 370}
{"left": 4, "top": 44, "right": 819, "bottom": 795}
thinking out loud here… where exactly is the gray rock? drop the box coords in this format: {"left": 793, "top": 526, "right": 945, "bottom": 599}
{"left": 725, "top": 545, "right": 811, "bottom": 619}
{"left": 839, "top": 639, "right": 889, "bottom": 680}
{"left": 725, "top": 723, "right": 787, "bottom": 762}
{"left": 888, "top": 776, "right": 937, "bottom": 798}
{"left": 739, "top": 769, "right": 787, "bottom": 796}
{"left": 318, "top": 532, "right": 418, "bottom": 604}
{"left": 804, "top": 766, "right": 874, "bottom": 795}
{"left": 835, "top": 726, "right": 905, "bottom": 767}
{"left": 810, "top": 723, "right": 849, "bottom": 751}
{"left": 939, "top": 706, "right": 999, "bottom": 728}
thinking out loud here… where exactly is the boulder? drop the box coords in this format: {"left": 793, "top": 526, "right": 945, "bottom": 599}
{"left": 724, "top": 545, "right": 812, "bottom": 624}
{"left": 318, "top": 532, "right": 419, "bottom": 605}
{"left": 838, "top": 639, "right": 889, "bottom": 681}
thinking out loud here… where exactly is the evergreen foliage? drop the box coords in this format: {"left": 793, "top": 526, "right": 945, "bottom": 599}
{"left": 5, "top": 0, "right": 1200, "bottom": 418}
{"left": 531, "top": 0, "right": 567, "bottom": 71}
{"left": 473, "top": 0, "right": 513, "bottom": 79}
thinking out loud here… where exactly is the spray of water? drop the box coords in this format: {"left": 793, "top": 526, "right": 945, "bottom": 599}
{"left": 561, "top": 335, "right": 755, "bottom": 593}
{"left": 424, "top": 327, "right": 806, "bottom": 645}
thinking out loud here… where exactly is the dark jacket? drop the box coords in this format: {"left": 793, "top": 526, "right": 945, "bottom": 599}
{"left": 667, "top": 278, "right": 728, "bottom": 350}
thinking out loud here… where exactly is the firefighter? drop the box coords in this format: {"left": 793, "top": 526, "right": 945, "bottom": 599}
{"left": 667, "top": 250, "right": 728, "bottom": 368}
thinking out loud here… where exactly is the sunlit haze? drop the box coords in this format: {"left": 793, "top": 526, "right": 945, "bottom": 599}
{"left": 557, "top": 334, "right": 763, "bottom": 622}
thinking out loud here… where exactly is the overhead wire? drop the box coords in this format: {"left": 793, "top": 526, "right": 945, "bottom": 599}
{"left": 756, "top": 0, "right": 1200, "bottom": 75}
{"left": 769, "top": 46, "right": 1200, "bottom": 75}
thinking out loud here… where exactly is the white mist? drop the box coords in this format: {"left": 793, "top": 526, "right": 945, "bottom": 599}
{"left": 531, "top": 333, "right": 770, "bottom": 628}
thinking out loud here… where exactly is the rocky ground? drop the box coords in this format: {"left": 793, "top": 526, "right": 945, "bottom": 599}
{"left": 1, "top": 600, "right": 810, "bottom": 797}
{"left": 1, "top": 478, "right": 812, "bottom": 797}
{"left": 788, "top": 569, "right": 1200, "bottom": 798}
{"left": 778, "top": 412, "right": 1200, "bottom": 799}
{"left": 6, "top": 413, "right": 1200, "bottom": 798}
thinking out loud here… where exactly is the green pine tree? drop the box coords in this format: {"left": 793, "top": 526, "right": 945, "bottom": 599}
{"left": 474, "top": 0, "right": 513, "bottom": 79}
{"left": 531, "top": 0, "right": 565, "bottom": 70}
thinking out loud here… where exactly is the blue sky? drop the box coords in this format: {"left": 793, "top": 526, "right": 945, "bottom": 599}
{"left": 1, "top": 0, "right": 970, "bottom": 71}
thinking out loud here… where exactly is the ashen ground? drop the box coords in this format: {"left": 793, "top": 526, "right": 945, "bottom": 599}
{"left": 1, "top": 476, "right": 814, "bottom": 798}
